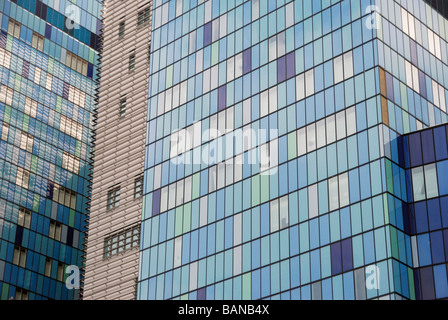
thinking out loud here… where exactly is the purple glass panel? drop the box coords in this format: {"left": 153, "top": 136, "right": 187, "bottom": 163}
{"left": 203, "top": 22, "right": 212, "bottom": 47}
{"left": 67, "top": 227, "right": 74, "bottom": 246}
{"left": 415, "top": 202, "right": 429, "bottom": 234}
{"left": 277, "top": 56, "right": 286, "bottom": 83}
{"left": 331, "top": 242, "right": 342, "bottom": 275}
{"left": 96, "top": 19, "right": 103, "bottom": 36}
{"left": 385, "top": 72, "right": 394, "bottom": 102}
{"left": 397, "top": 136, "right": 405, "bottom": 167}
{"left": 408, "top": 203, "right": 417, "bottom": 235}
{"left": 90, "top": 33, "right": 101, "bottom": 51}
{"left": 427, "top": 199, "right": 442, "bottom": 231}
{"left": 35, "top": 1, "right": 48, "bottom": 21}
{"left": 403, "top": 136, "right": 411, "bottom": 168}
{"left": 45, "top": 23, "right": 52, "bottom": 39}
{"left": 406, "top": 170, "right": 414, "bottom": 204}
{"left": 442, "top": 197, "right": 448, "bottom": 229}
{"left": 421, "top": 130, "right": 435, "bottom": 164}
{"left": 22, "top": 61, "right": 30, "bottom": 79}
{"left": 444, "top": 229, "right": 448, "bottom": 262}
{"left": 46, "top": 182, "right": 54, "bottom": 199}
{"left": 197, "top": 288, "right": 206, "bottom": 300}
{"left": 152, "top": 189, "right": 161, "bottom": 216}
{"left": 410, "top": 40, "right": 418, "bottom": 65}
{"left": 420, "top": 267, "right": 435, "bottom": 300}
{"left": 0, "top": 31, "right": 7, "bottom": 49}
{"left": 243, "top": 48, "right": 251, "bottom": 75}
{"left": 62, "top": 82, "right": 70, "bottom": 100}
{"left": 218, "top": 85, "right": 226, "bottom": 111}
{"left": 434, "top": 126, "right": 448, "bottom": 161}
{"left": 402, "top": 203, "right": 411, "bottom": 234}
{"left": 286, "top": 52, "right": 295, "bottom": 79}
{"left": 419, "top": 71, "right": 427, "bottom": 98}
{"left": 408, "top": 132, "right": 423, "bottom": 167}
{"left": 15, "top": 226, "right": 23, "bottom": 245}
{"left": 87, "top": 63, "right": 94, "bottom": 79}
{"left": 341, "top": 238, "right": 353, "bottom": 272}
{"left": 414, "top": 271, "right": 422, "bottom": 300}
{"left": 430, "top": 231, "right": 445, "bottom": 264}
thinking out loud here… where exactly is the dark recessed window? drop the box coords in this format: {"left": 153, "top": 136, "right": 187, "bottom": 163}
{"left": 18, "top": 207, "right": 32, "bottom": 229}
{"left": 137, "top": 7, "right": 151, "bottom": 28}
{"left": 32, "top": 32, "right": 45, "bottom": 51}
{"left": 104, "top": 224, "right": 140, "bottom": 258}
{"left": 129, "top": 53, "right": 136, "bottom": 71}
{"left": 15, "top": 288, "right": 29, "bottom": 301}
{"left": 8, "top": 19, "right": 21, "bottom": 38}
{"left": 13, "top": 246, "right": 27, "bottom": 268}
{"left": 119, "top": 97, "right": 127, "bottom": 116}
{"left": 107, "top": 186, "right": 120, "bottom": 210}
{"left": 119, "top": 20, "right": 125, "bottom": 38}
{"left": 134, "top": 176, "right": 143, "bottom": 198}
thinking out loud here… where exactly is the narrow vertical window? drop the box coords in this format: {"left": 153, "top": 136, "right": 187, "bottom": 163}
{"left": 134, "top": 176, "right": 143, "bottom": 198}
{"left": 137, "top": 7, "right": 151, "bottom": 28}
{"left": 119, "top": 96, "right": 127, "bottom": 116}
{"left": 119, "top": 20, "right": 125, "bottom": 38}
{"left": 129, "top": 52, "right": 136, "bottom": 71}
{"left": 107, "top": 186, "right": 121, "bottom": 210}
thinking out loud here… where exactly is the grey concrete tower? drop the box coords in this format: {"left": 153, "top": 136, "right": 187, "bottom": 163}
{"left": 83, "top": 0, "right": 153, "bottom": 300}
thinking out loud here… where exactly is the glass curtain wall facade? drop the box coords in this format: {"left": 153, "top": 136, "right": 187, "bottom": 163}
{"left": 139, "top": 0, "right": 448, "bottom": 300}
{"left": 397, "top": 124, "right": 448, "bottom": 300}
{"left": 0, "top": 0, "right": 102, "bottom": 300}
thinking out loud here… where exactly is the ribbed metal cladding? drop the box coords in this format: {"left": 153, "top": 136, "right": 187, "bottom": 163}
{"left": 83, "top": 0, "right": 152, "bottom": 300}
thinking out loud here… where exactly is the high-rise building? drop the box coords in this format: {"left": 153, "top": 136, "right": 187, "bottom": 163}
{"left": 0, "top": 0, "right": 102, "bottom": 300}
{"left": 83, "top": 0, "right": 153, "bottom": 300}
{"left": 138, "top": 0, "right": 448, "bottom": 300}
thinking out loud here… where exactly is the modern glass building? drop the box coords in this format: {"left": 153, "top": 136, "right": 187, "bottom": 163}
{"left": 138, "top": 0, "right": 448, "bottom": 300}
{"left": 0, "top": 0, "right": 102, "bottom": 300}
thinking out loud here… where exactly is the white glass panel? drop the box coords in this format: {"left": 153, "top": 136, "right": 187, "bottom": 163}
{"left": 270, "top": 199, "right": 279, "bottom": 233}
{"left": 424, "top": 164, "right": 439, "bottom": 199}
{"left": 334, "top": 56, "right": 344, "bottom": 84}
{"left": 412, "top": 167, "right": 426, "bottom": 202}
{"left": 329, "top": 177, "right": 339, "bottom": 212}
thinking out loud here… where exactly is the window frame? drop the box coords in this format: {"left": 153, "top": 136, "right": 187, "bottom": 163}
{"left": 137, "top": 7, "right": 151, "bottom": 28}
{"left": 107, "top": 186, "right": 121, "bottom": 210}
{"left": 103, "top": 224, "right": 141, "bottom": 259}
{"left": 129, "top": 52, "right": 136, "bottom": 72}
{"left": 134, "top": 175, "right": 144, "bottom": 199}
{"left": 119, "top": 96, "right": 127, "bottom": 117}
{"left": 8, "top": 19, "right": 21, "bottom": 38}
{"left": 119, "top": 19, "right": 126, "bottom": 38}
{"left": 32, "top": 32, "right": 45, "bottom": 51}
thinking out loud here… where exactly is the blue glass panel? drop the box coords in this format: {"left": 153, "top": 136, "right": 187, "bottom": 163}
{"left": 430, "top": 231, "right": 445, "bottom": 265}
{"left": 331, "top": 242, "right": 342, "bottom": 275}
{"left": 409, "top": 133, "right": 423, "bottom": 167}
{"left": 415, "top": 202, "right": 429, "bottom": 234}
{"left": 437, "top": 161, "right": 448, "bottom": 196}
{"left": 421, "top": 130, "right": 435, "bottom": 164}
{"left": 418, "top": 234, "right": 432, "bottom": 267}
{"left": 341, "top": 238, "right": 353, "bottom": 272}
{"left": 434, "top": 265, "right": 448, "bottom": 299}
{"left": 434, "top": 126, "right": 448, "bottom": 161}
{"left": 427, "top": 199, "right": 442, "bottom": 231}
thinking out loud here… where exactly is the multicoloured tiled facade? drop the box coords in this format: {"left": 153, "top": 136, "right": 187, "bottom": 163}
{"left": 138, "top": 0, "right": 448, "bottom": 300}
{"left": 0, "top": 0, "right": 101, "bottom": 300}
